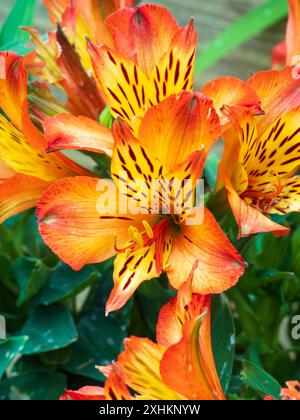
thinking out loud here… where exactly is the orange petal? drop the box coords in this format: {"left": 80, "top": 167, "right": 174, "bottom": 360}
{"left": 44, "top": 114, "right": 114, "bottom": 156}
{"left": 38, "top": 177, "right": 140, "bottom": 270}
{"left": 138, "top": 92, "right": 221, "bottom": 172}
{"left": 148, "top": 19, "right": 197, "bottom": 99}
{"left": 60, "top": 386, "right": 105, "bottom": 400}
{"left": 0, "top": 115, "right": 83, "bottom": 182}
{"left": 201, "top": 76, "right": 262, "bottom": 128}
{"left": 104, "top": 363, "right": 133, "bottom": 400}
{"left": 43, "top": 0, "right": 70, "bottom": 26}
{"left": 280, "top": 380, "right": 300, "bottom": 400}
{"left": 0, "top": 160, "right": 15, "bottom": 181}
{"left": 224, "top": 175, "right": 290, "bottom": 238}
{"left": 106, "top": 4, "right": 179, "bottom": 76}
{"left": 247, "top": 66, "right": 300, "bottom": 136}
{"left": 160, "top": 310, "right": 226, "bottom": 400}
{"left": 23, "top": 28, "right": 62, "bottom": 84}
{"left": 156, "top": 272, "right": 210, "bottom": 348}
{"left": 167, "top": 207, "right": 246, "bottom": 293}
{"left": 106, "top": 217, "right": 174, "bottom": 313}
{"left": 111, "top": 119, "right": 163, "bottom": 211}
{"left": 88, "top": 42, "right": 150, "bottom": 134}
{"left": 241, "top": 105, "right": 300, "bottom": 191}
{"left": 0, "top": 51, "right": 27, "bottom": 131}
{"left": 269, "top": 176, "right": 300, "bottom": 214}
{"left": 55, "top": 25, "right": 105, "bottom": 119}
{"left": 0, "top": 174, "right": 48, "bottom": 223}
{"left": 0, "top": 51, "right": 49, "bottom": 151}
{"left": 117, "top": 337, "right": 185, "bottom": 400}
{"left": 106, "top": 243, "right": 158, "bottom": 314}
{"left": 215, "top": 106, "right": 251, "bottom": 193}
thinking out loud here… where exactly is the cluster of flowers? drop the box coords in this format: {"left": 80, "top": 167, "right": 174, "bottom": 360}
{"left": 0, "top": 0, "right": 300, "bottom": 400}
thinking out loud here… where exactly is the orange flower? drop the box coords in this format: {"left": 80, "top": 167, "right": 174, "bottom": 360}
{"left": 38, "top": 92, "right": 245, "bottom": 313}
{"left": 41, "top": 4, "right": 261, "bottom": 154}
{"left": 265, "top": 380, "right": 300, "bottom": 400}
{"left": 24, "top": 0, "right": 134, "bottom": 118}
{"left": 87, "top": 4, "right": 261, "bottom": 136}
{"left": 217, "top": 67, "right": 300, "bottom": 238}
{"left": 0, "top": 52, "right": 89, "bottom": 223}
{"left": 272, "top": 0, "right": 300, "bottom": 68}
{"left": 280, "top": 381, "right": 300, "bottom": 400}
{"left": 61, "top": 264, "right": 226, "bottom": 400}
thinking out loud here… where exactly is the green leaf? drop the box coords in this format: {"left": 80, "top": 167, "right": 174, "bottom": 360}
{"left": 65, "top": 306, "right": 126, "bottom": 380}
{"left": 0, "top": 336, "right": 28, "bottom": 379}
{"left": 98, "top": 106, "right": 114, "bottom": 129}
{"left": 195, "top": 0, "right": 288, "bottom": 75}
{"left": 36, "top": 263, "right": 99, "bottom": 305}
{"left": 12, "top": 257, "right": 51, "bottom": 306}
{"left": 0, "top": 371, "right": 66, "bottom": 400}
{"left": 0, "top": 0, "right": 37, "bottom": 47}
{"left": 19, "top": 304, "right": 78, "bottom": 355}
{"left": 40, "top": 347, "right": 72, "bottom": 367}
{"left": 241, "top": 361, "right": 281, "bottom": 399}
{"left": 211, "top": 294, "right": 235, "bottom": 393}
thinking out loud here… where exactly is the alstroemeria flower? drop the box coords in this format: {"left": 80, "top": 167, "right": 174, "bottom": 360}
{"left": 265, "top": 380, "right": 300, "bottom": 400}
{"left": 86, "top": 4, "right": 261, "bottom": 136}
{"left": 38, "top": 92, "right": 245, "bottom": 313}
{"left": 42, "top": 4, "right": 261, "bottom": 154}
{"left": 61, "top": 265, "right": 226, "bottom": 400}
{"left": 215, "top": 66, "right": 300, "bottom": 238}
{"left": 272, "top": 0, "right": 300, "bottom": 68}
{"left": 0, "top": 52, "right": 89, "bottom": 223}
{"left": 24, "top": 0, "right": 134, "bottom": 118}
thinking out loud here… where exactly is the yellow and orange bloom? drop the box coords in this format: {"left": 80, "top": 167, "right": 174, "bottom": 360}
{"left": 217, "top": 67, "right": 300, "bottom": 238}
{"left": 41, "top": 4, "right": 261, "bottom": 155}
{"left": 265, "top": 380, "right": 300, "bottom": 400}
{"left": 87, "top": 4, "right": 261, "bottom": 135}
{"left": 24, "top": 0, "right": 135, "bottom": 119}
{"left": 0, "top": 52, "right": 89, "bottom": 223}
{"left": 272, "top": 0, "right": 300, "bottom": 68}
{"left": 38, "top": 92, "right": 246, "bottom": 313}
{"left": 61, "top": 265, "right": 226, "bottom": 400}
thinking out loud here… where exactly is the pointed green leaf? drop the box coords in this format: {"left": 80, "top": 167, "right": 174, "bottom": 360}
{"left": 0, "top": 336, "right": 28, "bottom": 379}
{"left": 241, "top": 361, "right": 281, "bottom": 399}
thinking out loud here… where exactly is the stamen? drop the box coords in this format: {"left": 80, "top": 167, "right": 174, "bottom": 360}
{"left": 113, "top": 234, "right": 135, "bottom": 253}
{"left": 128, "top": 226, "right": 144, "bottom": 248}
{"left": 142, "top": 220, "right": 154, "bottom": 238}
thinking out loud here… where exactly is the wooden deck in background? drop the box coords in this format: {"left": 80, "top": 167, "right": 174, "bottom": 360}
{"left": 0, "top": 0, "right": 286, "bottom": 85}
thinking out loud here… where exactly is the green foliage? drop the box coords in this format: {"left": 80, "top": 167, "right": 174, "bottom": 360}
{"left": 195, "top": 0, "right": 288, "bottom": 75}
{"left": 241, "top": 361, "right": 281, "bottom": 399}
{"left": 0, "top": 0, "right": 37, "bottom": 50}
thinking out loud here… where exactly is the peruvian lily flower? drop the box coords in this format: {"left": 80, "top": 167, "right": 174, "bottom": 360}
{"left": 38, "top": 92, "right": 246, "bottom": 313}
{"left": 23, "top": 0, "right": 135, "bottom": 119}
{"left": 61, "top": 263, "right": 226, "bottom": 400}
{"left": 272, "top": 0, "right": 300, "bottom": 68}
{"left": 216, "top": 66, "right": 300, "bottom": 238}
{"left": 265, "top": 380, "right": 300, "bottom": 400}
{"left": 42, "top": 4, "right": 261, "bottom": 154}
{"left": 87, "top": 3, "right": 261, "bottom": 135}
{"left": 0, "top": 52, "right": 89, "bottom": 223}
